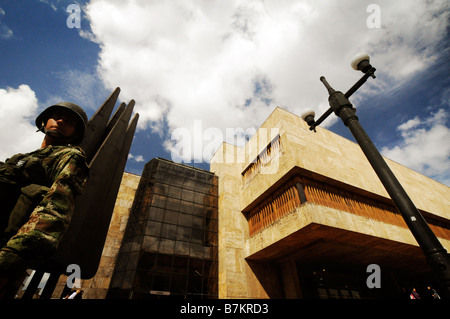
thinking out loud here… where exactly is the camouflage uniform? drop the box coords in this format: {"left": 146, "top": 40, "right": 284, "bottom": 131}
{"left": 0, "top": 145, "right": 88, "bottom": 275}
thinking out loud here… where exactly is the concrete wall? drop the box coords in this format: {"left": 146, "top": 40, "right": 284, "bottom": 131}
{"left": 210, "top": 106, "right": 450, "bottom": 299}
{"left": 52, "top": 172, "right": 140, "bottom": 299}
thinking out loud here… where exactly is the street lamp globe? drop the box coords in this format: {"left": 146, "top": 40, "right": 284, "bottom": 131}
{"left": 351, "top": 53, "right": 371, "bottom": 72}
{"left": 301, "top": 110, "right": 316, "bottom": 126}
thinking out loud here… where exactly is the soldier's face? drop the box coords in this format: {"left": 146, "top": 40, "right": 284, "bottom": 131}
{"left": 45, "top": 111, "right": 78, "bottom": 139}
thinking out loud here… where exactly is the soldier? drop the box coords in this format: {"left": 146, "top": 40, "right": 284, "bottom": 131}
{"left": 0, "top": 102, "right": 89, "bottom": 297}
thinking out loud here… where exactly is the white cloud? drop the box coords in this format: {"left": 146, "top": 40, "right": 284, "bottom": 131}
{"left": 128, "top": 153, "right": 145, "bottom": 163}
{"left": 0, "top": 85, "right": 43, "bottom": 160}
{"left": 381, "top": 109, "right": 450, "bottom": 186}
{"left": 44, "top": 68, "right": 109, "bottom": 112}
{"left": 39, "top": 0, "right": 57, "bottom": 12}
{"left": 0, "top": 7, "right": 14, "bottom": 39}
{"left": 82, "top": 0, "right": 449, "bottom": 163}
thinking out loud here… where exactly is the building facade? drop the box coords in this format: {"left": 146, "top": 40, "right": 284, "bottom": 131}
{"left": 210, "top": 107, "right": 450, "bottom": 299}
{"left": 106, "top": 158, "right": 219, "bottom": 299}
{"left": 50, "top": 171, "right": 141, "bottom": 299}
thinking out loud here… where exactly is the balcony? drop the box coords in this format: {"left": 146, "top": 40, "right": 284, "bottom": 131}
{"left": 244, "top": 172, "right": 450, "bottom": 240}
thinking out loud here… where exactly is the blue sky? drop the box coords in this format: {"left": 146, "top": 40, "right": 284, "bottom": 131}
{"left": 0, "top": 0, "right": 449, "bottom": 185}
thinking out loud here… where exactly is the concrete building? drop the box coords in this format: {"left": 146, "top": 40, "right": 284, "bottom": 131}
{"left": 51, "top": 171, "right": 141, "bottom": 299}
{"left": 210, "top": 107, "right": 450, "bottom": 299}
{"left": 47, "top": 107, "right": 448, "bottom": 300}
{"left": 49, "top": 159, "right": 219, "bottom": 300}
{"left": 106, "top": 158, "right": 218, "bottom": 299}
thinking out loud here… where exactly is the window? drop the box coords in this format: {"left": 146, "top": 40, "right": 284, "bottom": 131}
{"left": 242, "top": 134, "right": 282, "bottom": 183}
{"left": 109, "top": 159, "right": 218, "bottom": 299}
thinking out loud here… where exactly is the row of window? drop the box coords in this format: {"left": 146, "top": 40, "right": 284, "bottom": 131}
{"left": 142, "top": 236, "right": 217, "bottom": 258}
{"left": 150, "top": 191, "right": 218, "bottom": 208}
{"left": 115, "top": 251, "right": 218, "bottom": 273}
{"left": 153, "top": 175, "right": 218, "bottom": 195}
{"left": 147, "top": 206, "right": 218, "bottom": 228}
{"left": 118, "top": 235, "right": 217, "bottom": 257}
{"left": 146, "top": 221, "right": 217, "bottom": 242}
{"left": 134, "top": 271, "right": 217, "bottom": 295}
{"left": 246, "top": 173, "right": 450, "bottom": 240}
{"left": 241, "top": 134, "right": 283, "bottom": 183}
{"left": 148, "top": 203, "right": 217, "bottom": 221}
{"left": 151, "top": 171, "right": 217, "bottom": 194}
{"left": 112, "top": 269, "right": 217, "bottom": 297}
{"left": 155, "top": 162, "right": 217, "bottom": 185}
{"left": 109, "top": 159, "right": 219, "bottom": 299}
{"left": 111, "top": 252, "right": 218, "bottom": 298}
{"left": 137, "top": 253, "right": 218, "bottom": 275}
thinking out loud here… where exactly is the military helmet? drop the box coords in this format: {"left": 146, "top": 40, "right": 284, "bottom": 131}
{"left": 36, "top": 102, "right": 88, "bottom": 144}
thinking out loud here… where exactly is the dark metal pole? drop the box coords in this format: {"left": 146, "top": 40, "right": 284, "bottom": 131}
{"left": 309, "top": 70, "right": 375, "bottom": 131}
{"left": 319, "top": 76, "right": 450, "bottom": 297}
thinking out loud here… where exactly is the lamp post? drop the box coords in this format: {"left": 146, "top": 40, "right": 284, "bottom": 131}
{"left": 302, "top": 53, "right": 450, "bottom": 297}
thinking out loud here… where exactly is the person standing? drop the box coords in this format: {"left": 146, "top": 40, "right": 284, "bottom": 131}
{"left": 427, "top": 286, "right": 441, "bottom": 299}
{"left": 0, "top": 102, "right": 89, "bottom": 298}
{"left": 410, "top": 288, "right": 421, "bottom": 299}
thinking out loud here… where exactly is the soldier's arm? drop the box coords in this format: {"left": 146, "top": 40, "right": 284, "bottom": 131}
{"left": 0, "top": 148, "right": 88, "bottom": 273}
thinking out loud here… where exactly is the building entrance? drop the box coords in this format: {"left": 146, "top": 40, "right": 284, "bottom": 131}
{"left": 297, "top": 264, "right": 379, "bottom": 299}
{"left": 295, "top": 262, "right": 440, "bottom": 299}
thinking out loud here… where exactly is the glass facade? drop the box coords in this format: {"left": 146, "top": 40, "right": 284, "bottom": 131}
{"left": 107, "top": 158, "right": 218, "bottom": 299}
